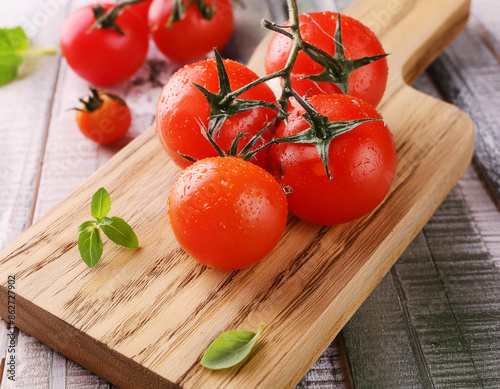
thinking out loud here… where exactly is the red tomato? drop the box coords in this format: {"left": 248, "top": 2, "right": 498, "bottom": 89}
{"left": 268, "top": 94, "right": 396, "bottom": 226}
{"left": 156, "top": 58, "right": 278, "bottom": 169}
{"left": 265, "top": 12, "right": 388, "bottom": 107}
{"left": 75, "top": 89, "right": 131, "bottom": 144}
{"left": 124, "top": 0, "right": 152, "bottom": 24}
{"left": 60, "top": 3, "right": 149, "bottom": 85}
{"left": 168, "top": 156, "right": 288, "bottom": 270}
{"left": 148, "top": 0, "right": 234, "bottom": 63}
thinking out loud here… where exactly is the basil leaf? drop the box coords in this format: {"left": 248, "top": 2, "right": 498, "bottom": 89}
{"left": 201, "top": 323, "right": 264, "bottom": 370}
{"left": 97, "top": 216, "right": 113, "bottom": 226}
{"left": 78, "top": 220, "right": 95, "bottom": 232}
{"left": 91, "top": 187, "right": 111, "bottom": 220}
{"left": 101, "top": 216, "right": 139, "bottom": 249}
{"left": 0, "top": 27, "right": 28, "bottom": 86}
{"left": 78, "top": 226, "right": 103, "bottom": 268}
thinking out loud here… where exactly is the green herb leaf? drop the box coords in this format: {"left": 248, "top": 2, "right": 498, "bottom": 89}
{"left": 91, "top": 187, "right": 111, "bottom": 220}
{"left": 97, "top": 216, "right": 113, "bottom": 226}
{"left": 201, "top": 324, "right": 264, "bottom": 370}
{"left": 101, "top": 217, "right": 139, "bottom": 249}
{"left": 0, "top": 27, "right": 28, "bottom": 87}
{"left": 78, "top": 220, "right": 96, "bottom": 232}
{"left": 78, "top": 226, "right": 103, "bottom": 268}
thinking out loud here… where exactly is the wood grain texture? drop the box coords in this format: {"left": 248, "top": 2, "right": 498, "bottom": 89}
{"left": 0, "top": 0, "right": 475, "bottom": 388}
{"left": 0, "top": 0, "right": 66, "bottom": 251}
{"left": 427, "top": 14, "right": 500, "bottom": 207}
{"left": 0, "top": 0, "right": 75, "bottom": 386}
{"left": 458, "top": 167, "right": 500, "bottom": 270}
{"left": 470, "top": 0, "right": 500, "bottom": 64}
{"left": 343, "top": 187, "right": 500, "bottom": 388}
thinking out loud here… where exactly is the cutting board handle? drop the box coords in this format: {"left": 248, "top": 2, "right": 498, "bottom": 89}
{"left": 345, "top": 0, "right": 471, "bottom": 85}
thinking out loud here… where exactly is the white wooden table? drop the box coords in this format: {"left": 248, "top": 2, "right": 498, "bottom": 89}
{"left": 1, "top": 0, "right": 500, "bottom": 387}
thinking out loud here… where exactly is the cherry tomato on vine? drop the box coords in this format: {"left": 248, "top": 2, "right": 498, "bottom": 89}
{"left": 75, "top": 88, "right": 131, "bottom": 144}
{"left": 168, "top": 156, "right": 288, "bottom": 270}
{"left": 268, "top": 94, "right": 396, "bottom": 226}
{"left": 60, "top": 3, "right": 149, "bottom": 85}
{"left": 148, "top": 0, "right": 234, "bottom": 63}
{"left": 156, "top": 57, "right": 278, "bottom": 170}
{"left": 265, "top": 12, "right": 388, "bottom": 107}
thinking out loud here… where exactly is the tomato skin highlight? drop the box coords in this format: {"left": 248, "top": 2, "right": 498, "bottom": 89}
{"left": 268, "top": 94, "right": 396, "bottom": 226}
{"left": 265, "top": 12, "right": 388, "bottom": 107}
{"left": 156, "top": 58, "right": 278, "bottom": 170}
{"left": 60, "top": 3, "right": 149, "bottom": 85}
{"left": 148, "top": 0, "right": 234, "bottom": 63}
{"left": 76, "top": 92, "right": 131, "bottom": 144}
{"left": 168, "top": 157, "right": 288, "bottom": 270}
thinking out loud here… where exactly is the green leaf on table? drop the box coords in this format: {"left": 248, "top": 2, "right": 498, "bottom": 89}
{"left": 91, "top": 187, "right": 111, "bottom": 220}
{"left": 0, "top": 27, "right": 28, "bottom": 87}
{"left": 201, "top": 323, "right": 264, "bottom": 370}
{"left": 101, "top": 216, "right": 139, "bottom": 249}
{"left": 78, "top": 226, "right": 103, "bottom": 268}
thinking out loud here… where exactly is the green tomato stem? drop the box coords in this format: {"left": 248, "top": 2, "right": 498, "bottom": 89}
{"left": 24, "top": 47, "right": 57, "bottom": 56}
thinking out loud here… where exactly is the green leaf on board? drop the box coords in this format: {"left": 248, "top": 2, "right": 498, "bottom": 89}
{"left": 101, "top": 216, "right": 139, "bottom": 249}
{"left": 78, "top": 226, "right": 103, "bottom": 268}
{"left": 78, "top": 187, "right": 139, "bottom": 267}
{"left": 91, "top": 187, "right": 111, "bottom": 220}
{"left": 78, "top": 220, "right": 96, "bottom": 232}
{"left": 201, "top": 324, "right": 264, "bottom": 370}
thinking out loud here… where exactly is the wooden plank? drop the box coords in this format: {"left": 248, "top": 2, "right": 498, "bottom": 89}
{"left": 0, "top": 0, "right": 73, "bottom": 386}
{"left": 297, "top": 336, "right": 353, "bottom": 389}
{"left": 0, "top": 1, "right": 475, "bottom": 388}
{"left": 343, "top": 185, "right": 500, "bottom": 388}
{"left": 458, "top": 167, "right": 500, "bottom": 270}
{"left": 470, "top": 0, "right": 500, "bottom": 64}
{"left": 0, "top": 0, "right": 65, "bottom": 251}
{"left": 427, "top": 22, "right": 500, "bottom": 208}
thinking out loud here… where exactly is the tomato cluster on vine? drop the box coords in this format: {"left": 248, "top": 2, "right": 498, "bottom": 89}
{"left": 60, "top": 0, "right": 235, "bottom": 85}
{"left": 157, "top": 1, "right": 396, "bottom": 270}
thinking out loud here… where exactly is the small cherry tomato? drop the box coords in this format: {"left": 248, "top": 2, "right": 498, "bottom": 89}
{"left": 60, "top": 3, "right": 149, "bottom": 85}
{"left": 75, "top": 88, "right": 131, "bottom": 144}
{"left": 148, "top": 0, "right": 234, "bottom": 63}
{"left": 265, "top": 12, "right": 388, "bottom": 107}
{"left": 168, "top": 156, "right": 288, "bottom": 270}
{"left": 268, "top": 94, "right": 396, "bottom": 226}
{"left": 156, "top": 57, "right": 278, "bottom": 170}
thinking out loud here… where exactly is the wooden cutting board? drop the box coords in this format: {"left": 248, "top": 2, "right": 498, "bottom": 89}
{"left": 0, "top": 0, "right": 474, "bottom": 388}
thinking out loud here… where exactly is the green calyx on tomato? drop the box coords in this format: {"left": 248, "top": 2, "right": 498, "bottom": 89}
{"left": 73, "top": 87, "right": 127, "bottom": 113}
{"left": 266, "top": 14, "right": 388, "bottom": 95}
{"left": 193, "top": 50, "right": 285, "bottom": 138}
{"left": 89, "top": 0, "right": 149, "bottom": 35}
{"left": 273, "top": 110, "right": 383, "bottom": 179}
{"left": 168, "top": 0, "right": 216, "bottom": 27}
